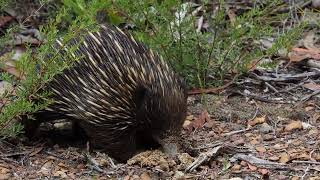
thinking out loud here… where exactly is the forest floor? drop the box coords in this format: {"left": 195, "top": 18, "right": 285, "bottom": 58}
{"left": 0, "top": 91, "right": 319, "bottom": 179}
{"left": 1, "top": 0, "right": 320, "bottom": 179}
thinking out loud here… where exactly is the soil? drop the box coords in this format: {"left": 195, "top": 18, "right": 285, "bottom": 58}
{"left": 1, "top": 94, "right": 319, "bottom": 179}
{"left": 1, "top": 1, "right": 320, "bottom": 179}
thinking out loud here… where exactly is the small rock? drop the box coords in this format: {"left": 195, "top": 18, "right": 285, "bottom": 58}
{"left": 301, "top": 122, "right": 313, "bottom": 129}
{"left": 248, "top": 116, "right": 266, "bottom": 126}
{"left": 123, "top": 175, "right": 130, "bottom": 180}
{"left": 183, "top": 120, "right": 191, "bottom": 129}
{"left": 140, "top": 172, "right": 151, "bottom": 180}
{"left": 268, "top": 156, "right": 280, "bottom": 161}
{"left": 240, "top": 161, "right": 247, "bottom": 166}
{"left": 0, "top": 81, "right": 13, "bottom": 97}
{"left": 228, "top": 178, "right": 243, "bottom": 180}
{"left": 284, "top": 121, "right": 302, "bottom": 132}
{"left": 53, "top": 170, "right": 67, "bottom": 178}
{"left": 173, "top": 171, "right": 185, "bottom": 180}
{"left": 256, "top": 146, "right": 266, "bottom": 153}
{"left": 178, "top": 153, "right": 194, "bottom": 170}
{"left": 308, "top": 128, "right": 318, "bottom": 135}
{"left": 0, "top": 173, "right": 11, "bottom": 180}
{"left": 131, "top": 175, "right": 140, "bottom": 180}
{"left": 0, "top": 167, "right": 10, "bottom": 174}
{"left": 250, "top": 139, "right": 259, "bottom": 145}
{"left": 259, "top": 123, "right": 273, "bottom": 133}
{"left": 279, "top": 153, "right": 290, "bottom": 164}
{"left": 312, "top": 0, "right": 320, "bottom": 8}
{"left": 231, "top": 164, "right": 241, "bottom": 171}
{"left": 40, "top": 160, "right": 54, "bottom": 175}
{"left": 208, "top": 130, "right": 216, "bottom": 137}
{"left": 263, "top": 134, "right": 274, "bottom": 141}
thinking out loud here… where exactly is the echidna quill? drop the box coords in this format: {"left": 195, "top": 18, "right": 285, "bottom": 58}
{"left": 29, "top": 24, "right": 188, "bottom": 162}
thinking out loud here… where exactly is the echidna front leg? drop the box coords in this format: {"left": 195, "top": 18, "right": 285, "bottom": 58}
{"left": 79, "top": 122, "right": 137, "bottom": 162}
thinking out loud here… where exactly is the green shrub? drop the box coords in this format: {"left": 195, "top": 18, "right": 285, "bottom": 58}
{"left": 0, "top": 1, "right": 99, "bottom": 137}
{"left": 112, "top": 0, "right": 304, "bottom": 87}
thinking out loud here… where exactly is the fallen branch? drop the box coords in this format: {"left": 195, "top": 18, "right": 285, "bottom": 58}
{"left": 232, "top": 153, "right": 289, "bottom": 170}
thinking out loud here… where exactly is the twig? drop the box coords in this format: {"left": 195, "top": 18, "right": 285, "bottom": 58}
{"left": 222, "top": 127, "right": 251, "bottom": 137}
{"left": 188, "top": 74, "right": 238, "bottom": 95}
{"left": 300, "top": 89, "right": 320, "bottom": 102}
{"left": 186, "top": 145, "right": 223, "bottom": 172}
{"left": 0, "top": 151, "right": 30, "bottom": 158}
{"left": 235, "top": 90, "right": 295, "bottom": 104}
{"left": 85, "top": 153, "right": 108, "bottom": 174}
{"left": 232, "top": 153, "right": 290, "bottom": 170}
{"left": 194, "top": 142, "right": 223, "bottom": 150}
{"left": 265, "top": 82, "right": 278, "bottom": 93}
{"left": 251, "top": 71, "right": 320, "bottom": 82}
{"left": 292, "top": 160, "right": 320, "bottom": 165}
{"left": 301, "top": 165, "right": 310, "bottom": 180}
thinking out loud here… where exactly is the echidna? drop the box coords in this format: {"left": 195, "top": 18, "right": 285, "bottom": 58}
{"left": 32, "top": 24, "right": 187, "bottom": 162}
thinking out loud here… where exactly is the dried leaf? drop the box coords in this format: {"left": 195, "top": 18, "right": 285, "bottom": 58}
{"left": 186, "top": 109, "right": 210, "bottom": 130}
{"left": 303, "top": 83, "right": 320, "bottom": 91}
{"left": 182, "top": 120, "right": 192, "bottom": 129}
{"left": 284, "top": 121, "right": 302, "bottom": 132}
{"left": 305, "top": 106, "right": 315, "bottom": 111}
{"left": 268, "top": 156, "right": 280, "bottom": 161}
{"left": 40, "top": 160, "right": 54, "bottom": 175}
{"left": 29, "top": 147, "right": 43, "bottom": 157}
{"left": 248, "top": 116, "right": 266, "bottom": 126}
{"left": 296, "top": 153, "right": 310, "bottom": 160}
{"left": 279, "top": 153, "right": 290, "bottom": 164}
{"left": 258, "top": 168, "right": 270, "bottom": 175}
{"left": 0, "top": 16, "right": 13, "bottom": 27}
{"left": 247, "top": 163, "right": 257, "bottom": 171}
{"left": 289, "top": 47, "right": 320, "bottom": 62}
{"left": 231, "top": 164, "right": 241, "bottom": 171}
{"left": 302, "top": 122, "right": 313, "bottom": 129}
{"left": 256, "top": 146, "right": 266, "bottom": 153}
{"left": 140, "top": 172, "right": 151, "bottom": 180}
{"left": 250, "top": 139, "right": 260, "bottom": 145}
{"left": 303, "top": 31, "right": 318, "bottom": 49}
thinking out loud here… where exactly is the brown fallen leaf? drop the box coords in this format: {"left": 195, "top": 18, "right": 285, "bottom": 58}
{"left": 256, "top": 146, "right": 266, "bottom": 153}
{"left": 182, "top": 120, "right": 191, "bottom": 129}
{"left": 53, "top": 170, "right": 68, "bottom": 178}
{"left": 240, "top": 161, "right": 247, "bottom": 167}
{"left": 279, "top": 153, "right": 290, "bottom": 164}
{"left": 247, "top": 163, "right": 257, "bottom": 171}
{"left": 289, "top": 47, "right": 320, "bottom": 62}
{"left": 305, "top": 106, "right": 315, "bottom": 111}
{"left": 296, "top": 152, "right": 310, "bottom": 160}
{"left": 268, "top": 156, "right": 280, "bottom": 161}
{"left": 258, "top": 168, "right": 270, "bottom": 175}
{"left": 0, "top": 16, "right": 13, "bottom": 27}
{"left": 185, "top": 109, "right": 210, "bottom": 131}
{"left": 140, "top": 172, "right": 151, "bottom": 180}
{"left": 291, "top": 177, "right": 300, "bottom": 180}
{"left": 40, "top": 159, "right": 54, "bottom": 175}
{"left": 273, "top": 143, "right": 288, "bottom": 150}
{"left": 284, "top": 121, "right": 302, "bottom": 132}
{"left": 303, "top": 82, "right": 320, "bottom": 91}
{"left": 29, "top": 147, "right": 43, "bottom": 157}
{"left": 231, "top": 164, "right": 241, "bottom": 171}
{"left": 248, "top": 115, "right": 266, "bottom": 126}
{"left": 250, "top": 139, "right": 260, "bottom": 145}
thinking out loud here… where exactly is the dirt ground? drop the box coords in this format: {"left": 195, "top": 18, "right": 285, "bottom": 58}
{"left": 1, "top": 93, "right": 319, "bottom": 179}
{"left": 1, "top": 0, "right": 320, "bottom": 179}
